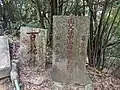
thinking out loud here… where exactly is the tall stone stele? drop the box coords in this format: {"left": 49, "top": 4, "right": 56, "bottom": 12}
{"left": 20, "top": 27, "right": 47, "bottom": 69}
{"left": 52, "top": 15, "right": 89, "bottom": 85}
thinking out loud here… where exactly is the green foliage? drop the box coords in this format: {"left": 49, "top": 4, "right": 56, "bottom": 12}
{"left": 2, "top": 0, "right": 120, "bottom": 70}
{"left": 26, "top": 20, "right": 40, "bottom": 28}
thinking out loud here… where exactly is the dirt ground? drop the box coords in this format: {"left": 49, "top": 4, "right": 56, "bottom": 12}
{"left": 0, "top": 39, "right": 120, "bottom": 90}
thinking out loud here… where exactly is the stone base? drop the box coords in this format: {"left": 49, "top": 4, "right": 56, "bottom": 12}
{"left": 52, "top": 74, "right": 93, "bottom": 90}
{"left": 0, "top": 67, "right": 10, "bottom": 79}
{"left": 52, "top": 81, "right": 93, "bottom": 90}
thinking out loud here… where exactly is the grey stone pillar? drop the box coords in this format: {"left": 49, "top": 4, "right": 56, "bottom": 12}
{"left": 52, "top": 15, "right": 89, "bottom": 89}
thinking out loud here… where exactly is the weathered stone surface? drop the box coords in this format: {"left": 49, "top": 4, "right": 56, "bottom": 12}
{"left": 52, "top": 15, "right": 89, "bottom": 85}
{"left": 20, "top": 27, "right": 47, "bottom": 69}
{"left": 52, "top": 81, "right": 86, "bottom": 90}
{"left": 113, "top": 66, "right": 120, "bottom": 79}
{"left": 0, "top": 36, "right": 11, "bottom": 79}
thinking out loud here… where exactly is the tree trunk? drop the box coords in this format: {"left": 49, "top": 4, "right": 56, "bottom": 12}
{"left": 35, "top": 0, "right": 45, "bottom": 28}
{"left": 48, "top": 0, "right": 58, "bottom": 47}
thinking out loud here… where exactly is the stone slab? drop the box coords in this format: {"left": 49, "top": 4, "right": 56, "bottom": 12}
{"left": 52, "top": 15, "right": 89, "bottom": 84}
{"left": 20, "top": 27, "right": 47, "bottom": 69}
{"left": 52, "top": 81, "right": 93, "bottom": 90}
{"left": 0, "top": 36, "right": 11, "bottom": 79}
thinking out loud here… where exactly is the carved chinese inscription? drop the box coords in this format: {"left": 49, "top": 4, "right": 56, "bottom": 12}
{"left": 27, "top": 32, "right": 39, "bottom": 67}
{"left": 67, "top": 15, "right": 74, "bottom": 71}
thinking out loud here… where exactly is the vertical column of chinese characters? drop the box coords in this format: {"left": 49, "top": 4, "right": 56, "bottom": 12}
{"left": 80, "top": 36, "right": 86, "bottom": 58}
{"left": 67, "top": 16, "right": 74, "bottom": 71}
{"left": 27, "top": 32, "right": 39, "bottom": 67}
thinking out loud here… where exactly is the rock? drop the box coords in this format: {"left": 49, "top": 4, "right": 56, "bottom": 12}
{"left": 0, "top": 36, "right": 11, "bottom": 79}
{"left": 113, "top": 66, "right": 120, "bottom": 79}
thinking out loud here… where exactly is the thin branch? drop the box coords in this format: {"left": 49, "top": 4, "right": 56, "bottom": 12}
{"left": 43, "top": 11, "right": 50, "bottom": 25}
{"left": 100, "top": 6, "right": 113, "bottom": 39}
{"left": 63, "top": 0, "right": 68, "bottom": 14}
{"left": 35, "top": 0, "right": 45, "bottom": 28}
{"left": 58, "top": 0, "right": 69, "bottom": 7}
{"left": 106, "top": 6, "right": 120, "bottom": 41}
{"left": 83, "top": 0, "right": 85, "bottom": 16}
{"left": 80, "top": 0, "right": 116, "bottom": 9}
{"left": 103, "top": 40, "right": 120, "bottom": 48}
{"left": 97, "top": 0, "right": 108, "bottom": 38}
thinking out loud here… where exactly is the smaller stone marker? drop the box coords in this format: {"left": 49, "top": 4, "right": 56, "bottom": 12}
{"left": 0, "top": 36, "right": 11, "bottom": 79}
{"left": 20, "top": 27, "right": 47, "bottom": 69}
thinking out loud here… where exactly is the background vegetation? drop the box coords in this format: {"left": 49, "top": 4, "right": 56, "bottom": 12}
{"left": 0, "top": 0, "right": 120, "bottom": 72}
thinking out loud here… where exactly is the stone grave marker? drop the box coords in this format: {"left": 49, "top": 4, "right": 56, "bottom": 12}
{"left": 52, "top": 15, "right": 89, "bottom": 85}
{"left": 20, "top": 27, "right": 47, "bottom": 69}
{"left": 0, "top": 36, "right": 11, "bottom": 79}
